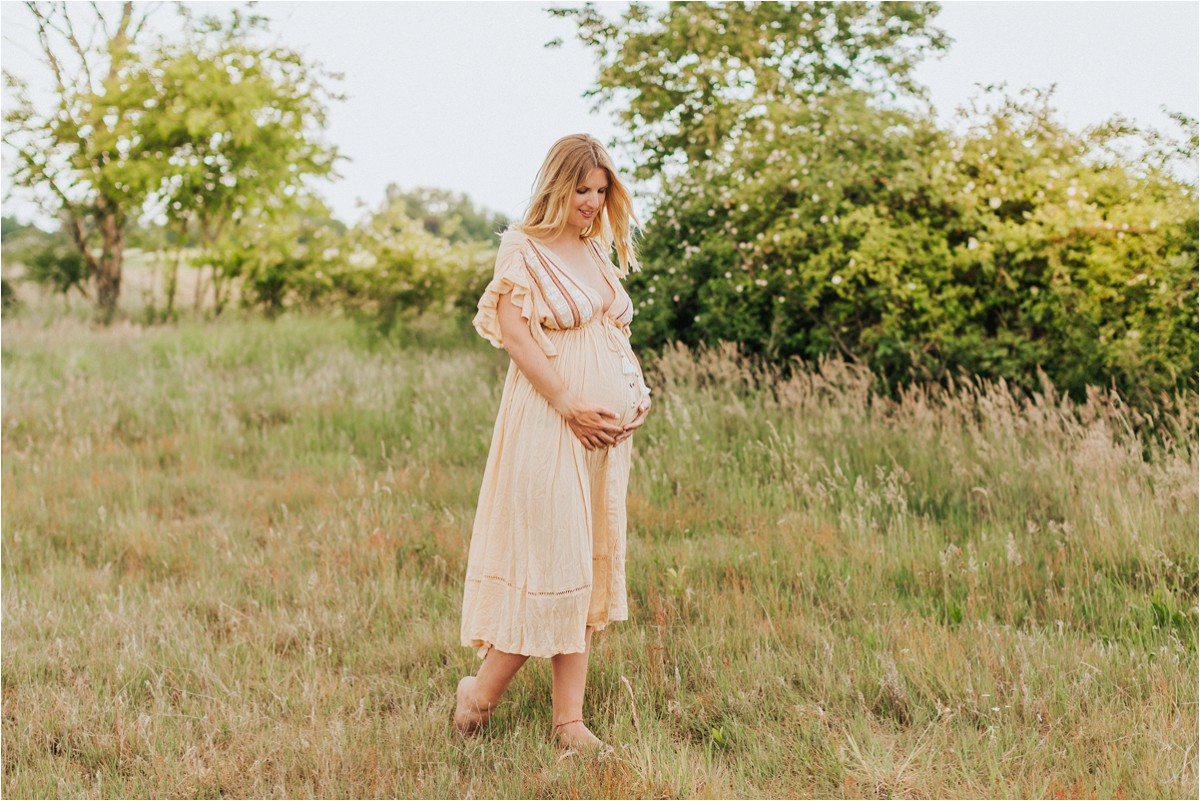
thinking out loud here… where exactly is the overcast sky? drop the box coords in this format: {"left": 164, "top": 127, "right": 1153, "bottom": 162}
{"left": 2, "top": 1, "right": 1197, "bottom": 230}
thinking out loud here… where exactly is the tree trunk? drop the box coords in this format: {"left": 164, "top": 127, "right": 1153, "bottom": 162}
{"left": 212, "top": 268, "right": 228, "bottom": 316}
{"left": 165, "top": 246, "right": 182, "bottom": 320}
{"left": 193, "top": 263, "right": 207, "bottom": 314}
{"left": 165, "top": 222, "right": 188, "bottom": 321}
{"left": 95, "top": 210, "right": 125, "bottom": 323}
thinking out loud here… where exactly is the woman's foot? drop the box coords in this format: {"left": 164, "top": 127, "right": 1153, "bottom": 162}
{"left": 551, "top": 719, "right": 609, "bottom": 755}
{"left": 454, "top": 676, "right": 492, "bottom": 734}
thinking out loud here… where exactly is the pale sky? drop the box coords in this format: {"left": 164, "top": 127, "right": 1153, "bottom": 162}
{"left": 2, "top": 0, "right": 1197, "bottom": 231}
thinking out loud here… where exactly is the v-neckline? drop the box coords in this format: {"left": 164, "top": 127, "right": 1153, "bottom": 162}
{"left": 527, "top": 237, "right": 617, "bottom": 315}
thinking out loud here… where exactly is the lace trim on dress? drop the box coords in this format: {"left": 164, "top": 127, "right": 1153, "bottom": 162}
{"left": 524, "top": 241, "right": 598, "bottom": 327}
{"left": 466, "top": 574, "right": 592, "bottom": 597}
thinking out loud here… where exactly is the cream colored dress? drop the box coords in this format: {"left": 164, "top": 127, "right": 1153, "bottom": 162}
{"left": 460, "top": 228, "right": 650, "bottom": 658}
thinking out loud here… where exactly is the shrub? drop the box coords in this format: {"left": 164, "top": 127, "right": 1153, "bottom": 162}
{"left": 626, "top": 86, "right": 1198, "bottom": 408}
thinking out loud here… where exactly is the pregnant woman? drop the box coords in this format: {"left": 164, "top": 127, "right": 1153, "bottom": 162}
{"left": 455, "top": 134, "right": 652, "bottom": 754}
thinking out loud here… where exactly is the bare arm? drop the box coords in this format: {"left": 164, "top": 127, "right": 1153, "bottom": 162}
{"left": 495, "top": 289, "right": 624, "bottom": 451}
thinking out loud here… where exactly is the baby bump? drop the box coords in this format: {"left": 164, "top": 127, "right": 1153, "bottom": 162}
{"left": 579, "top": 356, "right": 642, "bottom": 428}
{"left": 548, "top": 325, "right": 643, "bottom": 428}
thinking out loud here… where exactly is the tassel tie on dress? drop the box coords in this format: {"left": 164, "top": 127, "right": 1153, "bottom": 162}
{"left": 601, "top": 317, "right": 652, "bottom": 399}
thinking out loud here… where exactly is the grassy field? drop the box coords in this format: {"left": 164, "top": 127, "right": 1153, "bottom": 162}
{"left": 2, "top": 289, "right": 1197, "bottom": 798}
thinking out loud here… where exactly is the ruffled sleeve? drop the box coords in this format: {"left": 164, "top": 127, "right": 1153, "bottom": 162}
{"left": 472, "top": 233, "right": 558, "bottom": 358}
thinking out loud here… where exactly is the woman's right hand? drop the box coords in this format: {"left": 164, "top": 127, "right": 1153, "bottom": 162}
{"left": 556, "top": 396, "right": 623, "bottom": 451}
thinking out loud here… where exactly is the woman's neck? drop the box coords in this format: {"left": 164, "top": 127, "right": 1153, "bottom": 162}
{"left": 542, "top": 226, "right": 588, "bottom": 251}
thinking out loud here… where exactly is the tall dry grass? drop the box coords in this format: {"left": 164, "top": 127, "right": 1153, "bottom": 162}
{"left": 2, "top": 295, "right": 1196, "bottom": 798}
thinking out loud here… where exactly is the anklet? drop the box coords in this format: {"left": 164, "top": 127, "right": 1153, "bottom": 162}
{"left": 550, "top": 718, "right": 583, "bottom": 742}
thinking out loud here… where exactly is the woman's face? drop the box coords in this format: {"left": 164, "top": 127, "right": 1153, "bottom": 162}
{"left": 569, "top": 168, "right": 608, "bottom": 230}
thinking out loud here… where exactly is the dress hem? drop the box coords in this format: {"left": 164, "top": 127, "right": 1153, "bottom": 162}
{"left": 466, "top": 614, "right": 629, "bottom": 660}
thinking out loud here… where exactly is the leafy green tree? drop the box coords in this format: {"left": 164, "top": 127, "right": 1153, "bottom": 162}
{"left": 133, "top": 5, "right": 345, "bottom": 319}
{"left": 307, "top": 190, "right": 493, "bottom": 334}
{"left": 207, "top": 195, "right": 345, "bottom": 317}
{"left": 12, "top": 233, "right": 89, "bottom": 299}
{"left": 2, "top": 2, "right": 343, "bottom": 323}
{"left": 548, "top": 1, "right": 950, "bottom": 180}
{"left": 3, "top": 2, "right": 154, "bottom": 322}
{"left": 380, "top": 185, "right": 509, "bottom": 245}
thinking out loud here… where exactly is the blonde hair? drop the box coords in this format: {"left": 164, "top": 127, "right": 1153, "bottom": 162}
{"left": 508, "top": 134, "right": 642, "bottom": 278}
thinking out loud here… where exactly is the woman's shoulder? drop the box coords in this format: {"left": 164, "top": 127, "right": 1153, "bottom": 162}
{"left": 499, "top": 226, "right": 532, "bottom": 248}
{"left": 495, "top": 228, "right": 533, "bottom": 265}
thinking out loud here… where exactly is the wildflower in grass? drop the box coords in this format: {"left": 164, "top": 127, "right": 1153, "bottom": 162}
{"left": 1006, "top": 531, "right": 1023, "bottom": 567}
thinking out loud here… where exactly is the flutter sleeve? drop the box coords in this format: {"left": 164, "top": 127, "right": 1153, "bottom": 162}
{"left": 472, "top": 233, "right": 558, "bottom": 358}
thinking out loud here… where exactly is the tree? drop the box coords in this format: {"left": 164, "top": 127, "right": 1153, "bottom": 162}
{"left": 317, "top": 191, "right": 490, "bottom": 334}
{"left": 554, "top": 1, "right": 1197, "bottom": 406}
{"left": 134, "top": 5, "right": 345, "bottom": 318}
{"left": 547, "top": 1, "right": 950, "bottom": 181}
{"left": 380, "top": 184, "right": 509, "bottom": 245}
{"left": 2, "top": 2, "right": 344, "bottom": 323}
{"left": 3, "top": 2, "right": 156, "bottom": 323}
{"left": 1, "top": 215, "right": 42, "bottom": 241}
{"left": 206, "top": 195, "right": 345, "bottom": 317}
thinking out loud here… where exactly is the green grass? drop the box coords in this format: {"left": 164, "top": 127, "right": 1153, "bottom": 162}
{"left": 2, "top": 296, "right": 1197, "bottom": 798}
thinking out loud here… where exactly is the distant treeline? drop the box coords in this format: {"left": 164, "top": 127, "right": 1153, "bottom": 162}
{"left": 3, "top": 1, "right": 1195, "bottom": 408}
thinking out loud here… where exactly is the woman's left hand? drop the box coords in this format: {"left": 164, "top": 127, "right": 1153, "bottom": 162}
{"left": 613, "top": 396, "right": 651, "bottom": 445}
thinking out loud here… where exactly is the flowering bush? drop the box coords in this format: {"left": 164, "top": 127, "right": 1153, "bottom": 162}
{"left": 626, "top": 86, "right": 1198, "bottom": 405}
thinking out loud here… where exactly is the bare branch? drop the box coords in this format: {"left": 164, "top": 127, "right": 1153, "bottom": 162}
{"left": 130, "top": 1, "right": 163, "bottom": 40}
{"left": 82, "top": 1, "right": 102, "bottom": 53}
{"left": 27, "top": 2, "right": 68, "bottom": 97}
{"left": 61, "top": 4, "right": 95, "bottom": 89}
{"left": 105, "top": 2, "right": 134, "bottom": 87}
{"left": 3, "top": 136, "right": 92, "bottom": 253}
{"left": 88, "top": 1, "right": 112, "bottom": 42}
{"left": 1, "top": 31, "right": 45, "bottom": 63}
